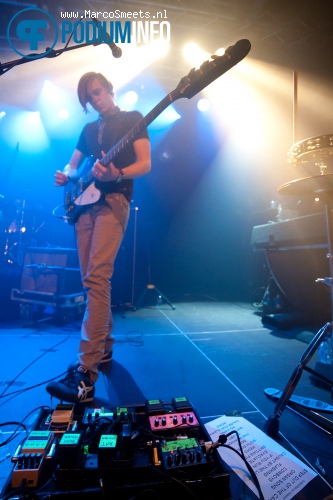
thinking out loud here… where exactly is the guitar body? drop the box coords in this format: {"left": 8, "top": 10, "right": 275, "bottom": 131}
{"left": 64, "top": 156, "right": 103, "bottom": 225}
{"left": 54, "top": 39, "right": 251, "bottom": 225}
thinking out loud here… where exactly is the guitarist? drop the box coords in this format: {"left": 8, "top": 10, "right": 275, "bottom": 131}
{"left": 46, "top": 72, "right": 151, "bottom": 403}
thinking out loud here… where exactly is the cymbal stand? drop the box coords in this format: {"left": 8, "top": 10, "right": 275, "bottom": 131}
{"left": 16, "top": 199, "right": 26, "bottom": 267}
{"left": 133, "top": 283, "right": 175, "bottom": 311}
{"left": 3, "top": 200, "right": 27, "bottom": 267}
{"left": 133, "top": 245, "right": 175, "bottom": 311}
{"left": 264, "top": 190, "right": 333, "bottom": 438}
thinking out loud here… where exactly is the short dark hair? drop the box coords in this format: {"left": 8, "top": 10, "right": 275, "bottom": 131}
{"left": 77, "top": 72, "right": 114, "bottom": 113}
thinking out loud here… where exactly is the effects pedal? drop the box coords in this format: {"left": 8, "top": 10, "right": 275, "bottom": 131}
{"left": 160, "top": 437, "right": 206, "bottom": 469}
{"left": 149, "top": 411, "right": 199, "bottom": 431}
{"left": 83, "top": 407, "right": 114, "bottom": 425}
{"left": 98, "top": 434, "right": 118, "bottom": 467}
{"left": 11, "top": 430, "right": 54, "bottom": 488}
{"left": 116, "top": 406, "right": 136, "bottom": 423}
{"left": 46, "top": 404, "right": 75, "bottom": 433}
{"left": 57, "top": 431, "right": 84, "bottom": 467}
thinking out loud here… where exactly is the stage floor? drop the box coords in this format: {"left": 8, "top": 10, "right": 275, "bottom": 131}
{"left": 0, "top": 298, "right": 333, "bottom": 499}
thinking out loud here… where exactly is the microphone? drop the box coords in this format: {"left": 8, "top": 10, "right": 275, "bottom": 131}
{"left": 108, "top": 42, "right": 122, "bottom": 59}
{"left": 92, "top": 19, "right": 122, "bottom": 58}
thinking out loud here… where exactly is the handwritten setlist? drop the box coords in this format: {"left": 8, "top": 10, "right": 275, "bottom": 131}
{"left": 205, "top": 416, "right": 317, "bottom": 499}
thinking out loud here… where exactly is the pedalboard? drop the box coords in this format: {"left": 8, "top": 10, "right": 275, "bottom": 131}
{"left": 5, "top": 397, "right": 231, "bottom": 499}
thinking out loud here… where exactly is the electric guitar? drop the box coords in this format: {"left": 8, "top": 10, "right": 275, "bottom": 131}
{"left": 55, "top": 39, "right": 251, "bottom": 224}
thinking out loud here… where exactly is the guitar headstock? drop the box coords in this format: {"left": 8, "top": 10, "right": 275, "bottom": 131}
{"left": 173, "top": 39, "right": 251, "bottom": 101}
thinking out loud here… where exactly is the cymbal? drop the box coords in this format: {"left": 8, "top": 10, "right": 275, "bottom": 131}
{"left": 287, "top": 133, "right": 333, "bottom": 165}
{"left": 278, "top": 174, "right": 333, "bottom": 196}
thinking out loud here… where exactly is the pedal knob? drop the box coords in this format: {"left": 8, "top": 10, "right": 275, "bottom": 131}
{"left": 182, "top": 453, "right": 188, "bottom": 464}
{"left": 161, "top": 417, "right": 166, "bottom": 426}
{"left": 189, "top": 451, "right": 195, "bottom": 463}
{"left": 182, "top": 415, "right": 187, "bottom": 424}
{"left": 196, "top": 451, "right": 202, "bottom": 462}
{"left": 189, "top": 414, "right": 194, "bottom": 423}
{"left": 173, "top": 416, "right": 178, "bottom": 425}
{"left": 154, "top": 418, "right": 159, "bottom": 427}
{"left": 167, "top": 455, "right": 173, "bottom": 466}
{"left": 175, "top": 452, "right": 181, "bottom": 465}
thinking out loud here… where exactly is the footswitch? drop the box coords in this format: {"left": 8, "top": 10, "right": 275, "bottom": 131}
{"left": 172, "top": 397, "right": 193, "bottom": 411}
{"left": 49, "top": 404, "right": 75, "bottom": 433}
{"left": 149, "top": 412, "right": 199, "bottom": 431}
{"left": 145, "top": 399, "right": 165, "bottom": 415}
{"left": 11, "top": 453, "right": 45, "bottom": 488}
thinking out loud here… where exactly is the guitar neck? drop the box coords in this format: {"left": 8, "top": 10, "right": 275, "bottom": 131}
{"left": 84, "top": 39, "right": 251, "bottom": 176}
{"left": 100, "top": 94, "right": 173, "bottom": 168}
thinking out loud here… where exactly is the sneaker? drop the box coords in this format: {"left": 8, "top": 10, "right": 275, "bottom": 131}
{"left": 67, "top": 352, "right": 112, "bottom": 372}
{"left": 46, "top": 366, "right": 95, "bottom": 404}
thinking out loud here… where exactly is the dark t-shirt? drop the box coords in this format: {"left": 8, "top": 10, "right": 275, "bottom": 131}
{"left": 76, "top": 109, "right": 149, "bottom": 202}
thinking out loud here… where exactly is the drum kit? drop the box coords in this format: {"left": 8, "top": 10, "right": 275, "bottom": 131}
{"left": 0, "top": 195, "right": 43, "bottom": 268}
{"left": 264, "top": 132, "right": 333, "bottom": 437}
{"left": 280, "top": 133, "right": 333, "bottom": 207}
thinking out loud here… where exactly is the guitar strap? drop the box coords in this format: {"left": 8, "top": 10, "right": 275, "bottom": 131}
{"left": 97, "top": 117, "right": 105, "bottom": 145}
{"left": 97, "top": 107, "right": 121, "bottom": 146}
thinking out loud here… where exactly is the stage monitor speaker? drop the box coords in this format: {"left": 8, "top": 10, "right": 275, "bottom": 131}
{"left": 20, "top": 247, "right": 82, "bottom": 296}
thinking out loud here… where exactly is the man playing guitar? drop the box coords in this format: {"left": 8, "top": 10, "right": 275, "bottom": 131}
{"left": 46, "top": 72, "right": 151, "bottom": 403}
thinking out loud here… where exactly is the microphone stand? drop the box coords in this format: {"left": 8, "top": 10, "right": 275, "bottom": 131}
{"left": 0, "top": 40, "right": 114, "bottom": 76}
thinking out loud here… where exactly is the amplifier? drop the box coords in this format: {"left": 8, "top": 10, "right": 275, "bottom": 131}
{"left": 20, "top": 247, "right": 82, "bottom": 295}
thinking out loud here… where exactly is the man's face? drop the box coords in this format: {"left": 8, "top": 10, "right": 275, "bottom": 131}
{"left": 86, "top": 78, "right": 114, "bottom": 116}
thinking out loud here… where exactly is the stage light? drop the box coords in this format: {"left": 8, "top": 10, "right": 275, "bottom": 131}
{"left": 197, "top": 99, "right": 210, "bottom": 112}
{"left": 42, "top": 80, "right": 62, "bottom": 103}
{"left": 27, "top": 111, "right": 41, "bottom": 125}
{"left": 117, "top": 90, "right": 139, "bottom": 111}
{"left": 113, "top": 41, "right": 169, "bottom": 90}
{"left": 59, "top": 108, "right": 69, "bottom": 120}
{"left": 0, "top": 111, "right": 6, "bottom": 118}
{"left": 11, "top": 110, "right": 49, "bottom": 151}
{"left": 183, "top": 43, "right": 210, "bottom": 67}
{"left": 36, "top": 80, "right": 82, "bottom": 135}
{"left": 215, "top": 48, "right": 226, "bottom": 56}
{"left": 56, "top": 40, "right": 169, "bottom": 101}
{"left": 159, "top": 149, "right": 172, "bottom": 162}
{"left": 125, "top": 91, "right": 139, "bottom": 105}
{"left": 151, "top": 106, "right": 181, "bottom": 129}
